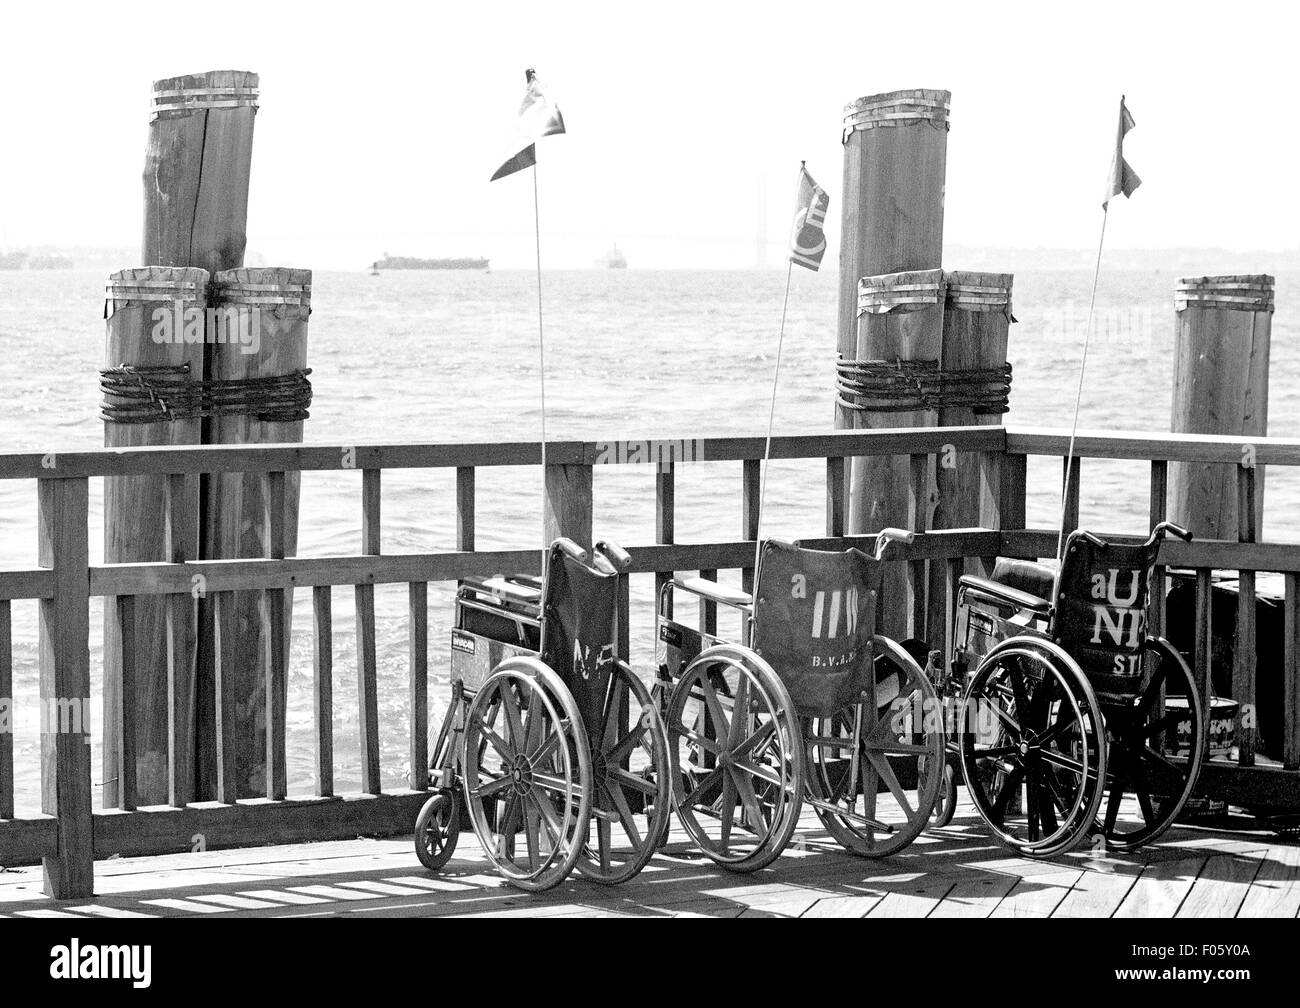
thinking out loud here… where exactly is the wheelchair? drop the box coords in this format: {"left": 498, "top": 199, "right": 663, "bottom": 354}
{"left": 655, "top": 528, "right": 947, "bottom": 869}
{"left": 933, "top": 521, "right": 1208, "bottom": 856}
{"left": 414, "top": 538, "right": 672, "bottom": 891}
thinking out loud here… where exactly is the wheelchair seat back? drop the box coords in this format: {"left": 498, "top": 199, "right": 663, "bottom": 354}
{"left": 1052, "top": 531, "right": 1160, "bottom": 702}
{"left": 539, "top": 543, "right": 620, "bottom": 730}
{"left": 450, "top": 577, "right": 543, "bottom": 690}
{"left": 752, "top": 539, "right": 881, "bottom": 718}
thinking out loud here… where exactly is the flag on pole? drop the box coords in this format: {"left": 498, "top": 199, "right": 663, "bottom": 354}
{"left": 490, "top": 68, "right": 566, "bottom": 181}
{"left": 1103, "top": 96, "right": 1142, "bottom": 208}
{"left": 790, "top": 162, "right": 829, "bottom": 271}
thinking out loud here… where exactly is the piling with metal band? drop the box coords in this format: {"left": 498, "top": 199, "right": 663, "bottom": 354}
{"left": 143, "top": 70, "right": 258, "bottom": 276}
{"left": 102, "top": 267, "right": 209, "bottom": 807}
{"left": 835, "top": 88, "right": 949, "bottom": 539}
{"left": 847, "top": 269, "right": 946, "bottom": 635}
{"left": 201, "top": 268, "right": 311, "bottom": 799}
{"left": 1170, "top": 275, "right": 1273, "bottom": 539}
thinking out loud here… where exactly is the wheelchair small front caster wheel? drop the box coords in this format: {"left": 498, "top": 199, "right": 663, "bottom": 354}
{"left": 415, "top": 791, "right": 460, "bottom": 871}
{"left": 931, "top": 763, "right": 958, "bottom": 830}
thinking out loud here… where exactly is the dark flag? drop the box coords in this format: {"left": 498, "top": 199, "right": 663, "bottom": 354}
{"left": 1103, "top": 96, "right": 1142, "bottom": 208}
{"left": 790, "top": 162, "right": 829, "bottom": 271}
{"left": 490, "top": 69, "right": 566, "bottom": 182}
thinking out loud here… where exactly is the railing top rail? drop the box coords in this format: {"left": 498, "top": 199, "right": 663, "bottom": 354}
{"left": 0, "top": 427, "right": 1005, "bottom": 479}
{"left": 1007, "top": 427, "right": 1300, "bottom": 465}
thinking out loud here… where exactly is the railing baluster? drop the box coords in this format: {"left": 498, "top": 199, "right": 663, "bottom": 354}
{"left": 408, "top": 581, "right": 428, "bottom": 790}
{"left": 312, "top": 586, "right": 334, "bottom": 797}
{"left": 163, "top": 472, "right": 195, "bottom": 808}
{"left": 456, "top": 466, "right": 475, "bottom": 551}
{"left": 1061, "top": 456, "right": 1081, "bottom": 533}
{"left": 1149, "top": 460, "right": 1168, "bottom": 639}
{"left": 1284, "top": 574, "right": 1300, "bottom": 771}
{"left": 741, "top": 459, "right": 760, "bottom": 597}
{"left": 37, "top": 476, "right": 93, "bottom": 899}
{"left": 998, "top": 451, "right": 1028, "bottom": 534}
{"left": 825, "top": 456, "right": 845, "bottom": 537}
{"left": 910, "top": 452, "right": 931, "bottom": 642}
{"left": 699, "top": 570, "right": 718, "bottom": 638}
{"left": 0, "top": 599, "right": 11, "bottom": 820}
{"left": 213, "top": 592, "right": 239, "bottom": 805}
{"left": 656, "top": 462, "right": 675, "bottom": 619}
{"left": 115, "top": 595, "right": 138, "bottom": 812}
{"left": 1234, "top": 464, "right": 1257, "bottom": 766}
{"left": 262, "top": 471, "right": 288, "bottom": 801}
{"left": 357, "top": 468, "right": 382, "bottom": 795}
{"left": 1194, "top": 568, "right": 1213, "bottom": 701}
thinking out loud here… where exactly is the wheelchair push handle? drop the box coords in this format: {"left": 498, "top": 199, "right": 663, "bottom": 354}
{"left": 594, "top": 540, "right": 633, "bottom": 572}
{"left": 873, "top": 527, "right": 915, "bottom": 560}
{"left": 1149, "top": 521, "right": 1193, "bottom": 545}
{"left": 552, "top": 538, "right": 589, "bottom": 564}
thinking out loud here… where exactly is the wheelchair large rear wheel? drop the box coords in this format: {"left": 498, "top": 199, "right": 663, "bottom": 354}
{"left": 461, "top": 657, "right": 592, "bottom": 892}
{"left": 575, "top": 662, "right": 673, "bottom": 884}
{"left": 805, "top": 636, "right": 946, "bottom": 857}
{"left": 958, "top": 638, "right": 1106, "bottom": 858}
{"left": 1094, "top": 637, "right": 1205, "bottom": 852}
{"left": 665, "top": 644, "right": 804, "bottom": 871}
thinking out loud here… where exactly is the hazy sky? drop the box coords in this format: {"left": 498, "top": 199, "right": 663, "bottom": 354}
{"left": 2, "top": 1, "right": 1297, "bottom": 268}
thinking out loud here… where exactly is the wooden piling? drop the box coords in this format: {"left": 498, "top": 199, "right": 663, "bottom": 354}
{"left": 143, "top": 71, "right": 258, "bottom": 275}
{"left": 199, "top": 268, "right": 310, "bottom": 798}
{"left": 847, "top": 270, "right": 945, "bottom": 636}
{"left": 102, "top": 267, "right": 208, "bottom": 807}
{"left": 1169, "top": 275, "right": 1273, "bottom": 539}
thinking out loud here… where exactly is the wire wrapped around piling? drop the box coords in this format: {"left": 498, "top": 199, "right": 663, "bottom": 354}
{"left": 99, "top": 363, "right": 313, "bottom": 423}
{"left": 835, "top": 357, "right": 1012, "bottom": 415}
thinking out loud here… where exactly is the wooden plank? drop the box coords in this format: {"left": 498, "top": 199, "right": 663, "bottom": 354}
{"left": 999, "top": 530, "right": 1300, "bottom": 574}
{"left": 37, "top": 477, "right": 94, "bottom": 898}
{"left": 0, "top": 817, "right": 58, "bottom": 864}
{"left": 1193, "top": 761, "right": 1300, "bottom": 808}
{"left": 1149, "top": 460, "right": 1168, "bottom": 638}
{"left": 1006, "top": 427, "right": 1300, "bottom": 466}
{"left": 1051, "top": 868, "right": 1139, "bottom": 918}
{"left": 455, "top": 467, "right": 475, "bottom": 551}
{"left": 544, "top": 463, "right": 593, "bottom": 552}
{"left": 212, "top": 593, "right": 238, "bottom": 805}
{"left": 1235, "top": 465, "right": 1257, "bottom": 766}
{"left": 656, "top": 462, "right": 674, "bottom": 619}
{"left": 801, "top": 894, "right": 883, "bottom": 918}
{"left": 1061, "top": 456, "right": 1081, "bottom": 533}
{"left": 741, "top": 459, "right": 760, "bottom": 597}
{"left": 408, "top": 581, "right": 428, "bottom": 789}
{"left": 1238, "top": 844, "right": 1300, "bottom": 917}
{"left": 262, "top": 471, "right": 289, "bottom": 802}
{"left": 991, "top": 869, "right": 1083, "bottom": 918}
{"left": 910, "top": 452, "right": 930, "bottom": 641}
{"left": 1195, "top": 569, "right": 1213, "bottom": 699}
{"left": 866, "top": 875, "right": 957, "bottom": 918}
{"left": 89, "top": 791, "right": 432, "bottom": 861}
{"left": 1176, "top": 853, "right": 1263, "bottom": 918}
{"left": 312, "top": 586, "right": 334, "bottom": 797}
{"left": 357, "top": 471, "right": 382, "bottom": 796}
{"left": 825, "top": 456, "right": 845, "bottom": 537}
{"left": 0, "top": 569, "right": 53, "bottom": 601}
{"left": 1112, "top": 856, "right": 1205, "bottom": 918}
{"left": 163, "top": 473, "right": 196, "bottom": 809}
{"left": 698, "top": 570, "right": 718, "bottom": 637}
{"left": 114, "top": 595, "right": 138, "bottom": 812}
{"left": 0, "top": 600, "right": 10, "bottom": 819}
{"left": 1286, "top": 573, "right": 1300, "bottom": 770}
{"left": 999, "top": 452, "right": 1029, "bottom": 531}
{"left": 929, "top": 874, "right": 1018, "bottom": 918}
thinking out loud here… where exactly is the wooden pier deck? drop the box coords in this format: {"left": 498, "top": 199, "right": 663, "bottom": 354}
{"left": 3, "top": 799, "right": 1296, "bottom": 919}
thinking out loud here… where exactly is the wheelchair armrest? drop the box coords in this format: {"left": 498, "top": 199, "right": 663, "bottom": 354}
{"left": 672, "top": 575, "right": 753, "bottom": 610}
{"left": 957, "top": 574, "right": 1052, "bottom": 616}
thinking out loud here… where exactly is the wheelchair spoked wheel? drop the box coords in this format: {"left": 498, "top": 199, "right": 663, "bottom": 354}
{"left": 575, "top": 662, "right": 673, "bottom": 884}
{"left": 1093, "top": 638, "right": 1206, "bottom": 852}
{"left": 805, "top": 636, "right": 946, "bottom": 857}
{"left": 665, "top": 644, "right": 804, "bottom": 871}
{"left": 461, "top": 657, "right": 592, "bottom": 892}
{"left": 931, "top": 762, "right": 959, "bottom": 830}
{"left": 958, "top": 638, "right": 1106, "bottom": 858}
{"left": 414, "top": 790, "right": 460, "bottom": 871}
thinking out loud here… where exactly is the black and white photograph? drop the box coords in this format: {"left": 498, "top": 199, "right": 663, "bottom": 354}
{"left": 0, "top": 0, "right": 1296, "bottom": 974}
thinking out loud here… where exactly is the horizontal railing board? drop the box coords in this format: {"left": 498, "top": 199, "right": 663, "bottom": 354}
{"left": 1007, "top": 428, "right": 1300, "bottom": 465}
{"left": 0, "top": 569, "right": 52, "bottom": 601}
{"left": 0, "top": 816, "right": 58, "bottom": 864}
{"left": 1004, "top": 529, "right": 1300, "bottom": 574}
{"left": 91, "top": 791, "right": 431, "bottom": 861}
{"left": 1196, "top": 761, "right": 1300, "bottom": 810}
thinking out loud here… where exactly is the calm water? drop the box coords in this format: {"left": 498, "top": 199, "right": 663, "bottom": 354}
{"left": 1, "top": 267, "right": 1296, "bottom": 807}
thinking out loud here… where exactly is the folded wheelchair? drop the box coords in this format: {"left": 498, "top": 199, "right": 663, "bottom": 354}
{"left": 656, "top": 529, "right": 947, "bottom": 868}
{"left": 933, "top": 521, "right": 1208, "bottom": 856}
{"left": 413, "top": 538, "right": 672, "bottom": 891}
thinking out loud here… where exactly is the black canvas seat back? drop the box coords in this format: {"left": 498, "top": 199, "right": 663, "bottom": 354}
{"left": 1051, "top": 531, "right": 1160, "bottom": 702}
{"left": 751, "top": 540, "right": 881, "bottom": 718}
{"left": 539, "top": 545, "right": 619, "bottom": 731}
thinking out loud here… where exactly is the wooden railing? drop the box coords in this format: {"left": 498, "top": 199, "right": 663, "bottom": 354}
{"left": 2, "top": 424, "right": 1299, "bottom": 897}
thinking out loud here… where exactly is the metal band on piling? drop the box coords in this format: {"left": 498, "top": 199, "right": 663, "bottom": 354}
{"left": 842, "top": 89, "right": 951, "bottom": 142}
{"left": 150, "top": 73, "right": 260, "bottom": 121}
{"left": 1175, "top": 275, "right": 1275, "bottom": 314}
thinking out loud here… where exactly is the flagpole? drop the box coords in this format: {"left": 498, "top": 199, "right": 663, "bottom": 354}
{"left": 754, "top": 260, "right": 794, "bottom": 575}
{"left": 533, "top": 159, "right": 549, "bottom": 563}
{"left": 1056, "top": 205, "right": 1108, "bottom": 564}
